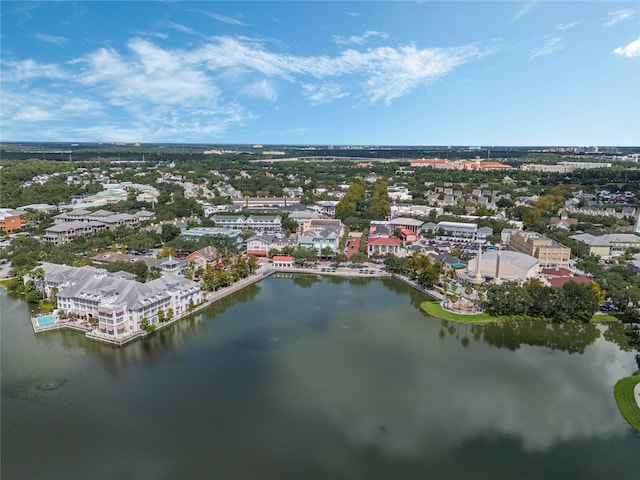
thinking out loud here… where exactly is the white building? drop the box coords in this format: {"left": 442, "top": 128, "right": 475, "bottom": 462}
{"left": 34, "top": 263, "right": 201, "bottom": 335}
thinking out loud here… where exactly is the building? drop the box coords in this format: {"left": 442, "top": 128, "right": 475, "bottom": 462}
{"left": 231, "top": 197, "right": 301, "bottom": 209}
{"left": 210, "top": 214, "right": 282, "bottom": 231}
{"left": 33, "top": 262, "right": 201, "bottom": 335}
{"left": 367, "top": 236, "right": 403, "bottom": 257}
{"left": 272, "top": 255, "right": 295, "bottom": 267}
{"left": 569, "top": 233, "right": 640, "bottom": 259}
{"left": 389, "top": 217, "right": 424, "bottom": 235}
{"left": 467, "top": 250, "right": 540, "bottom": 281}
{"left": 520, "top": 164, "right": 575, "bottom": 173}
{"left": 508, "top": 231, "right": 571, "bottom": 267}
{"left": 185, "top": 246, "right": 218, "bottom": 269}
{"left": 44, "top": 209, "right": 143, "bottom": 245}
{"left": 409, "top": 158, "right": 452, "bottom": 169}
{"left": 246, "top": 235, "right": 297, "bottom": 256}
{"left": 422, "top": 221, "right": 493, "bottom": 242}
{"left": 180, "top": 227, "right": 244, "bottom": 246}
{"left": 0, "top": 208, "right": 26, "bottom": 232}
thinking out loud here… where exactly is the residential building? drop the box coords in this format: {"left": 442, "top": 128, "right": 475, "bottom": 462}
{"left": 569, "top": 233, "right": 640, "bottom": 259}
{"left": 185, "top": 246, "right": 218, "bottom": 269}
{"left": 246, "top": 234, "right": 297, "bottom": 256}
{"left": 44, "top": 209, "right": 143, "bottom": 245}
{"left": 232, "top": 197, "right": 301, "bottom": 208}
{"left": 210, "top": 214, "right": 282, "bottom": 231}
{"left": 33, "top": 262, "right": 201, "bottom": 335}
{"left": 180, "top": 227, "right": 244, "bottom": 246}
{"left": 508, "top": 231, "right": 571, "bottom": 267}
{"left": 422, "top": 221, "right": 493, "bottom": 242}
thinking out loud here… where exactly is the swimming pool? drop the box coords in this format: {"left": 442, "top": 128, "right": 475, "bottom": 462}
{"left": 36, "top": 315, "right": 55, "bottom": 326}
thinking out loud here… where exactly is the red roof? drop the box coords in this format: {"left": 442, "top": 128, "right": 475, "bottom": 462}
{"left": 541, "top": 268, "right": 572, "bottom": 276}
{"left": 368, "top": 237, "right": 402, "bottom": 246}
{"left": 272, "top": 255, "right": 294, "bottom": 261}
{"left": 547, "top": 276, "right": 592, "bottom": 287}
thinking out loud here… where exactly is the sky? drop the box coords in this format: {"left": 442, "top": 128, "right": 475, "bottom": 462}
{"left": 1, "top": 1, "right": 639, "bottom": 146}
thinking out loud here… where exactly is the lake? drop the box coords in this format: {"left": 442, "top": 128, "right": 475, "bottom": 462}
{"left": 1, "top": 274, "right": 638, "bottom": 479}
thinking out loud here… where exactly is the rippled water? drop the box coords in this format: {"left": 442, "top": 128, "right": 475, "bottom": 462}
{"left": 1, "top": 276, "right": 638, "bottom": 480}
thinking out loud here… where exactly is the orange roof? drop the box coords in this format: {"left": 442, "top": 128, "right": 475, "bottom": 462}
{"left": 411, "top": 158, "right": 448, "bottom": 164}
{"left": 272, "top": 255, "right": 294, "bottom": 261}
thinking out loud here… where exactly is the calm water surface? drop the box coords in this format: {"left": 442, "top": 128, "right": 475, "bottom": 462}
{"left": 1, "top": 275, "right": 638, "bottom": 479}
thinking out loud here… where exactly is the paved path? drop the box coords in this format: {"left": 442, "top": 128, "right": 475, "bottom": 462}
{"left": 635, "top": 381, "right": 640, "bottom": 410}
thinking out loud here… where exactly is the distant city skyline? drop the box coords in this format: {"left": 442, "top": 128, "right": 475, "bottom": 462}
{"left": 1, "top": 1, "right": 639, "bottom": 146}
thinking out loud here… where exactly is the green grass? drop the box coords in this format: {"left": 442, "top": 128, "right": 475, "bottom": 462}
{"left": 0, "top": 278, "right": 15, "bottom": 289}
{"left": 591, "top": 313, "right": 619, "bottom": 323}
{"left": 420, "top": 301, "right": 499, "bottom": 324}
{"left": 614, "top": 374, "right": 640, "bottom": 432}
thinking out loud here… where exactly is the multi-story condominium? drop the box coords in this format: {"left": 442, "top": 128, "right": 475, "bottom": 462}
{"left": 232, "top": 197, "right": 301, "bottom": 208}
{"left": 508, "top": 231, "right": 571, "bottom": 267}
{"left": 569, "top": 233, "right": 640, "bottom": 259}
{"left": 44, "top": 209, "right": 144, "bottom": 245}
{"left": 34, "top": 263, "right": 201, "bottom": 335}
{"left": 44, "top": 220, "right": 109, "bottom": 246}
{"left": 210, "top": 215, "right": 282, "bottom": 231}
{"left": 180, "top": 227, "right": 244, "bottom": 246}
{"left": 422, "top": 221, "right": 493, "bottom": 242}
{"left": 246, "top": 235, "right": 297, "bottom": 256}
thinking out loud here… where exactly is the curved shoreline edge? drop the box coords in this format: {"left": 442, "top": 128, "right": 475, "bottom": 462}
{"left": 419, "top": 300, "right": 499, "bottom": 324}
{"left": 613, "top": 374, "right": 640, "bottom": 433}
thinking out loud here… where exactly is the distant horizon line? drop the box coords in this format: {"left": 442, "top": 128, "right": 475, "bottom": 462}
{"left": 1, "top": 141, "right": 639, "bottom": 149}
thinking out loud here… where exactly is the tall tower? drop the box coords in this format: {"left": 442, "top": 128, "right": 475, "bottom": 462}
{"left": 474, "top": 244, "right": 483, "bottom": 281}
{"left": 494, "top": 246, "right": 502, "bottom": 284}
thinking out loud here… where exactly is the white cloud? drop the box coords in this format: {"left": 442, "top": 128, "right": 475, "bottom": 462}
{"left": 530, "top": 37, "right": 563, "bottom": 59}
{"left": 1, "top": 34, "right": 495, "bottom": 140}
{"left": 33, "top": 32, "right": 69, "bottom": 45}
{"left": 509, "top": 1, "right": 537, "bottom": 24}
{"left": 613, "top": 38, "right": 640, "bottom": 57}
{"left": 333, "top": 31, "right": 390, "bottom": 46}
{"left": 1, "top": 59, "right": 67, "bottom": 81}
{"left": 163, "top": 21, "right": 198, "bottom": 36}
{"left": 302, "top": 82, "right": 348, "bottom": 105}
{"left": 604, "top": 9, "right": 635, "bottom": 27}
{"left": 201, "top": 12, "right": 247, "bottom": 26}
{"left": 555, "top": 22, "right": 581, "bottom": 31}
{"left": 242, "top": 78, "right": 277, "bottom": 102}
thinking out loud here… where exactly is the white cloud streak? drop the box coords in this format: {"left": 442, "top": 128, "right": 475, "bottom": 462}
{"left": 201, "top": 12, "right": 247, "bottom": 26}
{"left": 604, "top": 9, "right": 635, "bottom": 27}
{"left": 530, "top": 37, "right": 563, "bottom": 60}
{"left": 333, "top": 31, "right": 390, "bottom": 46}
{"left": 555, "top": 22, "right": 581, "bottom": 31}
{"left": 509, "top": 1, "right": 537, "bottom": 24}
{"left": 33, "top": 32, "right": 69, "bottom": 45}
{"left": 613, "top": 38, "right": 640, "bottom": 57}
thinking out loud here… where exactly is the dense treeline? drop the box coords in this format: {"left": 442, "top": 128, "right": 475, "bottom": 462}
{"left": 483, "top": 279, "right": 601, "bottom": 323}
{"left": 335, "top": 178, "right": 390, "bottom": 229}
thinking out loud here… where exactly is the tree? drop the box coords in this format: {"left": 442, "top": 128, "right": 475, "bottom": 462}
{"left": 160, "top": 224, "right": 181, "bottom": 243}
{"left": 484, "top": 281, "right": 530, "bottom": 316}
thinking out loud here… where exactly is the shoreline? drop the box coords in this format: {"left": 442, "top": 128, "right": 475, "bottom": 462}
{"left": 30, "top": 265, "right": 393, "bottom": 346}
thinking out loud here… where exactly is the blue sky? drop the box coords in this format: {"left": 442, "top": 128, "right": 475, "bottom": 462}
{"left": 1, "top": 1, "right": 639, "bottom": 146}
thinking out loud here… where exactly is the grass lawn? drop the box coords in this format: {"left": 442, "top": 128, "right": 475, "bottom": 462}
{"left": 420, "top": 301, "right": 499, "bottom": 324}
{"left": 0, "top": 278, "right": 14, "bottom": 289}
{"left": 614, "top": 374, "right": 640, "bottom": 432}
{"left": 591, "top": 313, "right": 619, "bottom": 323}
